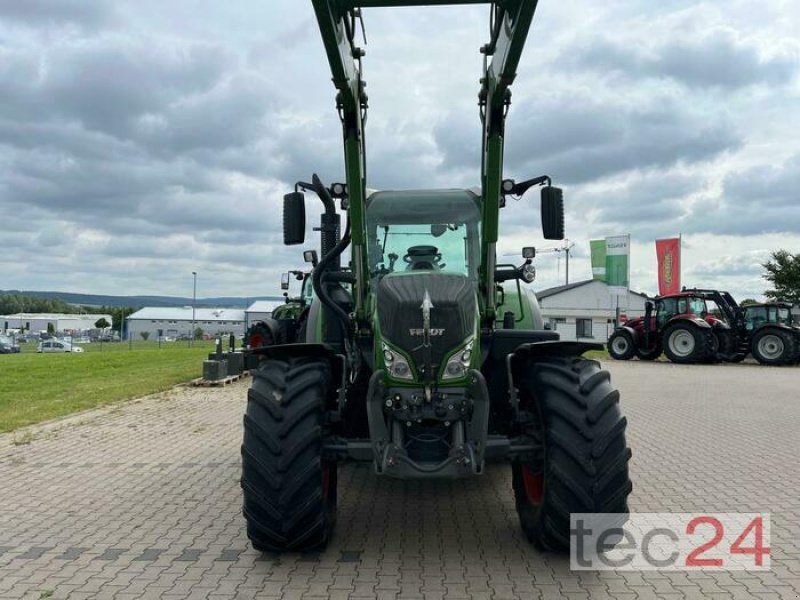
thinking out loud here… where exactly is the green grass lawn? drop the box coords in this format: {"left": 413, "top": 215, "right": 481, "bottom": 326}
{"left": 0, "top": 341, "right": 217, "bottom": 432}
{"left": 583, "top": 348, "right": 610, "bottom": 360}
{"left": 0, "top": 337, "right": 610, "bottom": 434}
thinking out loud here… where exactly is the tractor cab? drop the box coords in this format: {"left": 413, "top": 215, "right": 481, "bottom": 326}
{"left": 743, "top": 302, "right": 796, "bottom": 331}
{"left": 365, "top": 189, "right": 482, "bottom": 284}
{"left": 655, "top": 294, "right": 704, "bottom": 328}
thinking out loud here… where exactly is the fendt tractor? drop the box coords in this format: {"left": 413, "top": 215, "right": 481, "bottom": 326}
{"left": 241, "top": 0, "right": 632, "bottom": 553}
{"left": 608, "top": 288, "right": 800, "bottom": 365}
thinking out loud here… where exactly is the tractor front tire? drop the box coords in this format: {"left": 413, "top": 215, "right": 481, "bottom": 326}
{"left": 751, "top": 329, "right": 797, "bottom": 366}
{"left": 241, "top": 358, "right": 337, "bottom": 553}
{"left": 513, "top": 357, "right": 632, "bottom": 552}
{"left": 663, "top": 323, "right": 714, "bottom": 364}
{"left": 607, "top": 330, "right": 635, "bottom": 360}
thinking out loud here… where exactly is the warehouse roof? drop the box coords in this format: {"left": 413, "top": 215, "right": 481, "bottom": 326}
{"left": 536, "top": 279, "right": 650, "bottom": 300}
{"left": 0, "top": 312, "right": 110, "bottom": 320}
{"left": 246, "top": 300, "right": 285, "bottom": 313}
{"left": 127, "top": 307, "right": 245, "bottom": 322}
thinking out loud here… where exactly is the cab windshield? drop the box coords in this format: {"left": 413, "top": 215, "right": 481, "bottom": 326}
{"left": 365, "top": 190, "right": 481, "bottom": 283}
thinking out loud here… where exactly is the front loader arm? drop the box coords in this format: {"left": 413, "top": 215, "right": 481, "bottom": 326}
{"left": 310, "top": 0, "right": 541, "bottom": 326}
{"left": 311, "top": 0, "right": 370, "bottom": 322}
{"left": 479, "top": 0, "right": 539, "bottom": 324}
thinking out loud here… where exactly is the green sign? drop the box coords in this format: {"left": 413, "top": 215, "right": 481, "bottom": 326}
{"left": 590, "top": 240, "right": 607, "bottom": 281}
{"left": 605, "top": 234, "right": 630, "bottom": 296}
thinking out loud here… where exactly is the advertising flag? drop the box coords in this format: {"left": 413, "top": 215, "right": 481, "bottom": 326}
{"left": 605, "top": 235, "right": 630, "bottom": 296}
{"left": 656, "top": 237, "right": 681, "bottom": 295}
{"left": 590, "top": 240, "right": 607, "bottom": 281}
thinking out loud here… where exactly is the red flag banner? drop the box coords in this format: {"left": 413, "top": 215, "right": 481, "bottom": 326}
{"left": 656, "top": 238, "right": 681, "bottom": 295}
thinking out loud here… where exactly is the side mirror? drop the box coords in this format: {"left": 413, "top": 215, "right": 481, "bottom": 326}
{"left": 541, "top": 186, "right": 564, "bottom": 240}
{"left": 522, "top": 247, "right": 535, "bottom": 259}
{"left": 280, "top": 272, "right": 290, "bottom": 290}
{"left": 283, "top": 192, "right": 306, "bottom": 245}
{"left": 303, "top": 249, "right": 318, "bottom": 266}
{"left": 431, "top": 224, "right": 447, "bottom": 237}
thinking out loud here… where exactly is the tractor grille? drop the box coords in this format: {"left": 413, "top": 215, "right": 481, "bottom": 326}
{"left": 377, "top": 273, "right": 476, "bottom": 378}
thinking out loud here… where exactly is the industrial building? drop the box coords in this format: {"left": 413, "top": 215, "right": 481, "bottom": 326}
{"left": 1, "top": 312, "right": 113, "bottom": 335}
{"left": 244, "top": 300, "right": 285, "bottom": 330}
{"left": 535, "top": 279, "right": 650, "bottom": 342}
{"left": 125, "top": 307, "right": 246, "bottom": 341}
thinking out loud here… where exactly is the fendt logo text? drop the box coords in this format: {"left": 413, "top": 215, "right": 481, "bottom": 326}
{"left": 409, "top": 328, "right": 445, "bottom": 336}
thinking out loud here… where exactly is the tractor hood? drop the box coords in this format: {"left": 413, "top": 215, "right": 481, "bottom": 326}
{"left": 377, "top": 272, "right": 476, "bottom": 380}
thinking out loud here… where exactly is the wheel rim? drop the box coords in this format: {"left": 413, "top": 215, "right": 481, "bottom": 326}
{"left": 521, "top": 466, "right": 544, "bottom": 505}
{"left": 757, "top": 335, "right": 784, "bottom": 360}
{"left": 668, "top": 329, "right": 695, "bottom": 357}
{"left": 611, "top": 336, "right": 629, "bottom": 356}
{"left": 249, "top": 333, "right": 264, "bottom": 349}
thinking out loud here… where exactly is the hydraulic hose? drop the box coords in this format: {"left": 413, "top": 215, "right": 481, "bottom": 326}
{"left": 312, "top": 174, "right": 340, "bottom": 267}
{"left": 312, "top": 217, "right": 353, "bottom": 343}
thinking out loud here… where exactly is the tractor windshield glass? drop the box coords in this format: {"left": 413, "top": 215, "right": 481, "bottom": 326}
{"left": 688, "top": 297, "right": 707, "bottom": 316}
{"left": 365, "top": 190, "right": 481, "bottom": 282}
{"left": 745, "top": 306, "right": 767, "bottom": 330}
{"left": 777, "top": 306, "right": 791, "bottom": 324}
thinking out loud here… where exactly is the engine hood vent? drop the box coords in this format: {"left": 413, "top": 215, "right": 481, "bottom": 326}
{"left": 377, "top": 273, "right": 477, "bottom": 378}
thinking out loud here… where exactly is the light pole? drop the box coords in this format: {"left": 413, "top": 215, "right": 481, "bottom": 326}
{"left": 192, "top": 271, "right": 197, "bottom": 346}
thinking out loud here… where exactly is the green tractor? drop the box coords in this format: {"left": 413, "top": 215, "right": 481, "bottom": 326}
{"left": 241, "top": 0, "right": 632, "bottom": 553}
{"left": 743, "top": 301, "right": 800, "bottom": 365}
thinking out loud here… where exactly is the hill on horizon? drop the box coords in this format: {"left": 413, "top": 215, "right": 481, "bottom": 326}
{"left": 1, "top": 290, "right": 284, "bottom": 310}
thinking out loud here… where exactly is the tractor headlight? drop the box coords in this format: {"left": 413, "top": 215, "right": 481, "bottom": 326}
{"left": 442, "top": 339, "right": 474, "bottom": 381}
{"left": 383, "top": 344, "right": 413, "bottom": 380}
{"left": 521, "top": 263, "right": 536, "bottom": 283}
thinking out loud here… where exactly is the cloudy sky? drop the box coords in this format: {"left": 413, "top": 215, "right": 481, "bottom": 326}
{"left": 1, "top": 0, "right": 798, "bottom": 301}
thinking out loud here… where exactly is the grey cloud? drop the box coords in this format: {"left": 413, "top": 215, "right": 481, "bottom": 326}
{"left": 567, "top": 27, "right": 797, "bottom": 89}
{"left": 436, "top": 91, "right": 741, "bottom": 186}
{"left": 0, "top": 0, "right": 117, "bottom": 30}
{"left": 42, "top": 40, "right": 232, "bottom": 138}
{"left": 682, "top": 155, "right": 800, "bottom": 236}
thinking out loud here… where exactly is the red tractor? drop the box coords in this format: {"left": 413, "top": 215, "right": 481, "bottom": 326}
{"left": 608, "top": 290, "right": 736, "bottom": 364}
{"left": 609, "top": 289, "right": 799, "bottom": 365}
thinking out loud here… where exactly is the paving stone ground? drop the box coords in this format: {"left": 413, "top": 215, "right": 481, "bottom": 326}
{"left": 1, "top": 361, "right": 799, "bottom": 599}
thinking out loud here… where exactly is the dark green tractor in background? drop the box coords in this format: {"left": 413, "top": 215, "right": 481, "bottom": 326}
{"left": 241, "top": 0, "right": 632, "bottom": 553}
{"left": 743, "top": 302, "right": 800, "bottom": 365}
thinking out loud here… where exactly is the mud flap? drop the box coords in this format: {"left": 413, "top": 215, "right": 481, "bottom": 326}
{"left": 507, "top": 340, "right": 603, "bottom": 418}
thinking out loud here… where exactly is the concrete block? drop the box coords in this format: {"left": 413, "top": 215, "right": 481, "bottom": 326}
{"left": 226, "top": 352, "right": 244, "bottom": 375}
{"left": 202, "top": 360, "right": 228, "bottom": 381}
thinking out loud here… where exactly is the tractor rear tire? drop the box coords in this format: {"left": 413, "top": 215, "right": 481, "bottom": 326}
{"left": 662, "top": 322, "right": 713, "bottom": 364}
{"left": 241, "top": 358, "right": 337, "bottom": 553}
{"left": 607, "top": 330, "right": 635, "bottom": 360}
{"left": 512, "top": 357, "right": 632, "bottom": 552}
{"left": 751, "top": 329, "right": 797, "bottom": 366}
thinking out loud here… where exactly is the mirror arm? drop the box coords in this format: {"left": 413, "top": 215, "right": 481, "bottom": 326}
{"left": 512, "top": 175, "right": 550, "bottom": 197}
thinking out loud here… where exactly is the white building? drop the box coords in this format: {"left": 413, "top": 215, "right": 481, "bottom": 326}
{"left": 126, "top": 307, "right": 246, "bottom": 340}
{"left": 1, "top": 312, "right": 113, "bottom": 334}
{"left": 536, "top": 279, "right": 650, "bottom": 342}
{"left": 245, "top": 300, "right": 285, "bottom": 330}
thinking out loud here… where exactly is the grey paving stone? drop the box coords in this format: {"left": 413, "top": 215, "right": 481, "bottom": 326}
{"left": 0, "top": 365, "right": 797, "bottom": 599}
